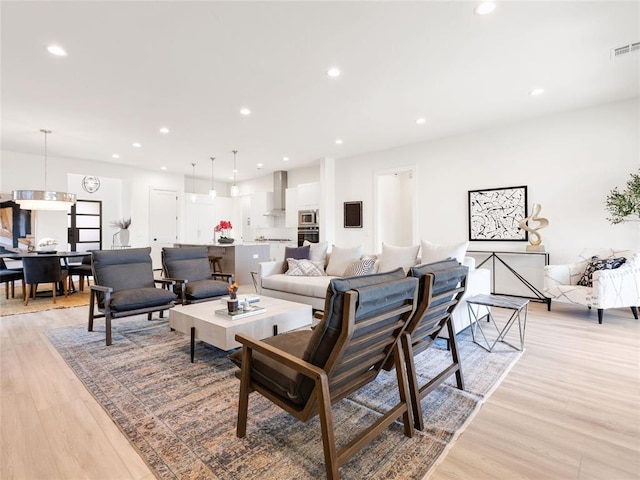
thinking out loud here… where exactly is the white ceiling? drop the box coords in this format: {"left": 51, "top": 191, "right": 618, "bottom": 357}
{"left": 1, "top": 1, "right": 638, "bottom": 183}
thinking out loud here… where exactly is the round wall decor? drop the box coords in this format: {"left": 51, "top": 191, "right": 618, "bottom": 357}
{"left": 82, "top": 176, "right": 101, "bottom": 193}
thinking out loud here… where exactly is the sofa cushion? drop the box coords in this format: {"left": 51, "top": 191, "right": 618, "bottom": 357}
{"left": 343, "top": 257, "right": 377, "bottom": 277}
{"left": 378, "top": 243, "right": 420, "bottom": 273}
{"left": 109, "top": 287, "right": 175, "bottom": 312}
{"left": 185, "top": 279, "right": 229, "bottom": 299}
{"left": 285, "top": 259, "right": 326, "bottom": 277}
{"left": 421, "top": 239, "right": 469, "bottom": 264}
{"left": 304, "top": 240, "right": 329, "bottom": 264}
{"left": 325, "top": 245, "right": 363, "bottom": 276}
{"left": 262, "top": 273, "right": 334, "bottom": 298}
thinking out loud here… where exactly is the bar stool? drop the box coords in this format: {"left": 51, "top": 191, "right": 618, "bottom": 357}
{"left": 208, "top": 255, "right": 223, "bottom": 274}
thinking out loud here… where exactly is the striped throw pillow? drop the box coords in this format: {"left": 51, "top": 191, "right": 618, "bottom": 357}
{"left": 343, "top": 257, "right": 377, "bottom": 277}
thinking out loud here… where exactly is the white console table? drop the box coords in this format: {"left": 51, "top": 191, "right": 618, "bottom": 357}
{"left": 467, "top": 250, "right": 551, "bottom": 309}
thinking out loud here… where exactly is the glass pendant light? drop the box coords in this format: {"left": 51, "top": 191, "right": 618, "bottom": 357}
{"left": 12, "top": 129, "right": 77, "bottom": 211}
{"left": 230, "top": 150, "right": 239, "bottom": 197}
{"left": 209, "top": 157, "right": 217, "bottom": 199}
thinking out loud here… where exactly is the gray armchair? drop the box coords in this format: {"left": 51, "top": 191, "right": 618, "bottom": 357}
{"left": 161, "top": 246, "right": 233, "bottom": 304}
{"left": 89, "top": 248, "right": 176, "bottom": 345}
{"left": 230, "top": 268, "right": 418, "bottom": 479}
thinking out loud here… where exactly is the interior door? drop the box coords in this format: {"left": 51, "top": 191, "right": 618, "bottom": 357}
{"left": 149, "top": 188, "right": 178, "bottom": 268}
{"left": 67, "top": 199, "right": 102, "bottom": 252}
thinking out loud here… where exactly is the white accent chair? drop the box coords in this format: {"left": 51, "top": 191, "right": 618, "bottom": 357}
{"left": 543, "top": 248, "right": 640, "bottom": 324}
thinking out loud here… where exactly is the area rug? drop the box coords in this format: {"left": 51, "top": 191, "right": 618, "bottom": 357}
{"left": 0, "top": 289, "right": 90, "bottom": 316}
{"left": 45, "top": 316, "right": 522, "bottom": 480}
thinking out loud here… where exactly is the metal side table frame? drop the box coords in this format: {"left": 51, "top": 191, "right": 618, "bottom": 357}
{"left": 466, "top": 294, "right": 529, "bottom": 352}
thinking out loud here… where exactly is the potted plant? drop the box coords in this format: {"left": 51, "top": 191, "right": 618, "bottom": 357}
{"left": 605, "top": 169, "right": 640, "bottom": 224}
{"left": 214, "top": 220, "right": 234, "bottom": 244}
{"left": 110, "top": 217, "right": 132, "bottom": 247}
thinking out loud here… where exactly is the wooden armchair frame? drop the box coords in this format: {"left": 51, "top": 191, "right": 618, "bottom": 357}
{"left": 235, "top": 281, "right": 418, "bottom": 480}
{"left": 400, "top": 269, "right": 467, "bottom": 430}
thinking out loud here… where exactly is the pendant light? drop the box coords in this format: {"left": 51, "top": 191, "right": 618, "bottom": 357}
{"left": 230, "top": 150, "right": 239, "bottom": 197}
{"left": 190, "top": 162, "right": 197, "bottom": 203}
{"left": 12, "top": 129, "right": 77, "bottom": 211}
{"left": 209, "top": 157, "right": 217, "bottom": 199}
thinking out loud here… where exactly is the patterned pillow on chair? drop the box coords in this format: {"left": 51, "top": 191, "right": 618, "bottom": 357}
{"left": 577, "top": 256, "right": 626, "bottom": 287}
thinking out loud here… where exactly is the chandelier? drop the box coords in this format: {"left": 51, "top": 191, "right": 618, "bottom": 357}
{"left": 12, "top": 129, "right": 77, "bottom": 211}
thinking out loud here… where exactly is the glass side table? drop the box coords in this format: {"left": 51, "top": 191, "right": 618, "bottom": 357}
{"left": 466, "top": 294, "right": 529, "bottom": 352}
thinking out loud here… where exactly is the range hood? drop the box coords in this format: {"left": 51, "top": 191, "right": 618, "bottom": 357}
{"left": 265, "top": 170, "right": 288, "bottom": 216}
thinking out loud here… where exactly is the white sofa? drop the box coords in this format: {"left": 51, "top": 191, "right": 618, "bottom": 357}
{"left": 258, "top": 256, "right": 490, "bottom": 334}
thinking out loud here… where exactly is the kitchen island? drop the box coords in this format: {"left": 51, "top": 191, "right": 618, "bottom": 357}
{"left": 174, "top": 243, "right": 269, "bottom": 285}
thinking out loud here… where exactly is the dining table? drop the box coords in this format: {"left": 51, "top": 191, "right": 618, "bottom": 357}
{"left": 0, "top": 251, "right": 92, "bottom": 295}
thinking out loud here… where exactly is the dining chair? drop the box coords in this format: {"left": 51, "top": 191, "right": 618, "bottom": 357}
{"left": 67, "top": 253, "right": 93, "bottom": 292}
{"left": 22, "top": 256, "right": 68, "bottom": 306}
{"left": 0, "top": 257, "right": 25, "bottom": 299}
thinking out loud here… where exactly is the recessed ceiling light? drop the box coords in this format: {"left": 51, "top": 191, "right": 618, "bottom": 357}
{"left": 161, "top": 166, "right": 167, "bottom": 170}
{"left": 416, "top": 118, "right": 426, "bottom": 125}
{"left": 233, "top": 169, "right": 238, "bottom": 173}
{"left": 335, "top": 139, "right": 343, "bottom": 145}
{"left": 112, "top": 154, "right": 120, "bottom": 159}
{"left": 132, "top": 142, "right": 141, "bottom": 148}
{"left": 529, "top": 88, "right": 545, "bottom": 96}
{"left": 283, "top": 157, "right": 289, "bottom": 161}
{"left": 327, "top": 67, "right": 341, "bottom": 77}
{"left": 46, "top": 45, "right": 67, "bottom": 56}
{"left": 474, "top": 2, "right": 496, "bottom": 15}
{"left": 240, "top": 108, "right": 251, "bottom": 116}
{"left": 159, "top": 127, "right": 170, "bottom": 134}
{"left": 257, "top": 163, "right": 263, "bottom": 169}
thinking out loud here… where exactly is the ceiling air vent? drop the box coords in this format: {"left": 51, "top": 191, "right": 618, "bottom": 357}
{"left": 611, "top": 42, "right": 640, "bottom": 59}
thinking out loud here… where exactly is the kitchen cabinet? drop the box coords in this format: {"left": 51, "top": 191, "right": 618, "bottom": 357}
{"left": 297, "top": 182, "right": 321, "bottom": 209}
{"left": 175, "top": 243, "right": 269, "bottom": 285}
{"left": 185, "top": 195, "right": 234, "bottom": 244}
{"left": 285, "top": 187, "right": 298, "bottom": 227}
{"left": 249, "top": 192, "right": 274, "bottom": 228}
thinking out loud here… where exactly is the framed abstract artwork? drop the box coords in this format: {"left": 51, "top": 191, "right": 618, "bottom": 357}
{"left": 468, "top": 186, "right": 528, "bottom": 241}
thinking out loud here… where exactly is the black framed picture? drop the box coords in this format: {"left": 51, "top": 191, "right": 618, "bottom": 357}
{"left": 468, "top": 186, "right": 528, "bottom": 241}
{"left": 344, "top": 201, "right": 363, "bottom": 228}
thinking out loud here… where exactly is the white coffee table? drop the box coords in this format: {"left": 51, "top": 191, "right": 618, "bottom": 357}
{"left": 169, "top": 296, "right": 313, "bottom": 361}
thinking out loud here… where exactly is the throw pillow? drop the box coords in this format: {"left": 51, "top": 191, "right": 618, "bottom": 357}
{"left": 285, "top": 259, "right": 326, "bottom": 277}
{"left": 343, "top": 257, "right": 377, "bottom": 277}
{"left": 325, "top": 245, "right": 364, "bottom": 276}
{"left": 577, "top": 256, "right": 626, "bottom": 287}
{"left": 303, "top": 240, "right": 329, "bottom": 264}
{"left": 378, "top": 243, "right": 420, "bottom": 273}
{"left": 283, "top": 245, "right": 310, "bottom": 271}
{"left": 284, "top": 245, "right": 310, "bottom": 261}
{"left": 421, "top": 239, "right": 469, "bottom": 264}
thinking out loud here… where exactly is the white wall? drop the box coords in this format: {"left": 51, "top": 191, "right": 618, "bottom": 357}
{"left": 1, "top": 151, "right": 184, "bottom": 249}
{"left": 333, "top": 99, "right": 639, "bottom": 263}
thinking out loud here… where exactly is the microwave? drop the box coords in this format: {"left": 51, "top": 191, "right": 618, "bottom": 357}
{"left": 298, "top": 209, "right": 318, "bottom": 226}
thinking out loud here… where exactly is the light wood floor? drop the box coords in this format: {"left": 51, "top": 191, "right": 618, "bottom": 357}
{"left": 1, "top": 291, "right": 638, "bottom": 480}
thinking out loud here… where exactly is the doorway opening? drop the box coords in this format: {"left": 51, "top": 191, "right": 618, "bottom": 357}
{"left": 374, "top": 167, "right": 415, "bottom": 250}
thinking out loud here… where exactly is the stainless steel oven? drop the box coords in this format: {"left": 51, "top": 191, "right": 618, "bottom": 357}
{"left": 298, "top": 209, "right": 318, "bottom": 227}
{"left": 298, "top": 226, "right": 319, "bottom": 247}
